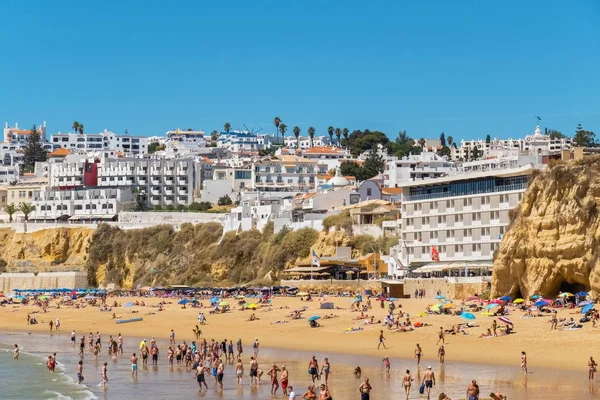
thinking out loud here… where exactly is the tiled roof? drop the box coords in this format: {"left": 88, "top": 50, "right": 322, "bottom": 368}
{"left": 48, "top": 148, "right": 71, "bottom": 157}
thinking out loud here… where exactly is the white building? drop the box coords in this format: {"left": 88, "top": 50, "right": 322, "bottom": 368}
{"left": 0, "top": 165, "right": 19, "bottom": 185}
{"left": 50, "top": 129, "right": 149, "bottom": 155}
{"left": 166, "top": 129, "right": 206, "bottom": 147}
{"left": 252, "top": 155, "right": 327, "bottom": 192}
{"left": 47, "top": 157, "right": 199, "bottom": 208}
{"left": 200, "top": 166, "right": 253, "bottom": 204}
{"left": 31, "top": 187, "right": 134, "bottom": 221}
{"left": 384, "top": 152, "right": 454, "bottom": 188}
{"left": 284, "top": 135, "right": 331, "bottom": 149}
{"left": 217, "top": 131, "right": 259, "bottom": 154}
{"left": 4, "top": 121, "right": 47, "bottom": 143}
{"left": 300, "top": 146, "right": 349, "bottom": 171}
{"left": 399, "top": 164, "right": 534, "bottom": 268}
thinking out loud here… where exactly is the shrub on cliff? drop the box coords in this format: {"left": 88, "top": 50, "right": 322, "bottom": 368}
{"left": 322, "top": 211, "right": 353, "bottom": 233}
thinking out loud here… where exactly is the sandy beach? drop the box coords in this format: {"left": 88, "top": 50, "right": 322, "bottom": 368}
{"left": 0, "top": 295, "right": 595, "bottom": 375}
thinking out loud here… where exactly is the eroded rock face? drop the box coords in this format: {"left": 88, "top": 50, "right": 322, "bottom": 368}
{"left": 491, "top": 158, "right": 600, "bottom": 298}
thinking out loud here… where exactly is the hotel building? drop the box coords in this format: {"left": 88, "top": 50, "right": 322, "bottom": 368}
{"left": 251, "top": 155, "right": 327, "bottom": 192}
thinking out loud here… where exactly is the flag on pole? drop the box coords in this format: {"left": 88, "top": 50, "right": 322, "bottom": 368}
{"left": 312, "top": 250, "right": 320, "bottom": 267}
{"left": 431, "top": 246, "right": 440, "bottom": 262}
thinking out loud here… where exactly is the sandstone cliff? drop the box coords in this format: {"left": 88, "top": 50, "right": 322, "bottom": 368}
{"left": 492, "top": 158, "right": 600, "bottom": 298}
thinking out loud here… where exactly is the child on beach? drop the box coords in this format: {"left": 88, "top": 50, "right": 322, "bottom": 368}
{"left": 382, "top": 356, "right": 391, "bottom": 372}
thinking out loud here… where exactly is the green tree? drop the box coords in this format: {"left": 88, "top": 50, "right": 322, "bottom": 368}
{"left": 471, "top": 146, "right": 480, "bottom": 160}
{"left": 18, "top": 202, "right": 35, "bottom": 221}
{"left": 417, "top": 138, "right": 426, "bottom": 148}
{"left": 485, "top": 134, "right": 491, "bottom": 144}
{"left": 22, "top": 125, "right": 47, "bottom": 173}
{"left": 188, "top": 201, "right": 212, "bottom": 212}
{"left": 447, "top": 136, "right": 454, "bottom": 147}
{"left": 392, "top": 130, "right": 415, "bottom": 158}
{"left": 292, "top": 126, "right": 301, "bottom": 148}
{"left": 273, "top": 116, "right": 281, "bottom": 144}
{"left": 437, "top": 146, "right": 451, "bottom": 158}
{"left": 211, "top": 130, "right": 219, "bottom": 141}
{"left": 439, "top": 132, "right": 446, "bottom": 147}
{"left": 342, "top": 128, "right": 349, "bottom": 144}
{"left": 307, "top": 127, "right": 316, "bottom": 148}
{"left": 327, "top": 126, "right": 334, "bottom": 145}
{"left": 573, "top": 123, "right": 596, "bottom": 147}
{"left": 72, "top": 121, "right": 80, "bottom": 134}
{"left": 218, "top": 195, "right": 233, "bottom": 206}
{"left": 224, "top": 122, "right": 231, "bottom": 133}
{"left": 3, "top": 204, "right": 16, "bottom": 222}
{"left": 148, "top": 142, "right": 165, "bottom": 153}
{"left": 362, "top": 148, "right": 385, "bottom": 178}
{"left": 278, "top": 123, "right": 287, "bottom": 144}
{"left": 345, "top": 129, "right": 390, "bottom": 157}
{"left": 547, "top": 129, "right": 566, "bottom": 140}
{"left": 334, "top": 128, "right": 342, "bottom": 146}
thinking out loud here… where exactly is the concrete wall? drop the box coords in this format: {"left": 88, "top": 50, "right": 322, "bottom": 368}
{"left": 0, "top": 272, "right": 88, "bottom": 292}
{"left": 280, "top": 279, "right": 382, "bottom": 293}
{"left": 404, "top": 277, "right": 490, "bottom": 300}
{"left": 201, "top": 180, "right": 233, "bottom": 203}
{"left": 118, "top": 211, "right": 225, "bottom": 225}
{"left": 353, "top": 224, "right": 384, "bottom": 237}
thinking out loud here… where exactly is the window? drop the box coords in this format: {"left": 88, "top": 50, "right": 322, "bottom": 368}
{"left": 464, "top": 229, "right": 472, "bottom": 237}
{"left": 446, "top": 200, "right": 452, "bottom": 208}
{"left": 455, "top": 214, "right": 463, "bottom": 222}
{"left": 432, "top": 231, "right": 438, "bottom": 239}
{"left": 367, "top": 188, "right": 372, "bottom": 197}
{"left": 447, "top": 230, "right": 454, "bottom": 238}
{"left": 473, "top": 212, "right": 481, "bottom": 221}
{"left": 492, "top": 211, "right": 500, "bottom": 220}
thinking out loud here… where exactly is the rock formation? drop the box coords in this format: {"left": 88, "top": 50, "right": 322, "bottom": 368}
{"left": 492, "top": 157, "right": 600, "bottom": 298}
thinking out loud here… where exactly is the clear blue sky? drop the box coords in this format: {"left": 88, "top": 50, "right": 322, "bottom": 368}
{"left": 1, "top": 1, "right": 598, "bottom": 142}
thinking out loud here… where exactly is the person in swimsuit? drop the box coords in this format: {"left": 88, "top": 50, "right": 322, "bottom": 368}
{"left": 382, "top": 356, "right": 391, "bottom": 372}
{"left": 402, "top": 369, "right": 413, "bottom": 400}
{"left": 77, "top": 360, "right": 84, "bottom": 384}
{"left": 490, "top": 392, "right": 506, "bottom": 400}
{"left": 281, "top": 366, "right": 289, "bottom": 396}
{"left": 437, "top": 327, "right": 445, "bottom": 345}
{"left": 236, "top": 338, "right": 243, "bottom": 359}
{"left": 308, "top": 355, "right": 319, "bottom": 383}
{"left": 438, "top": 346, "right": 445, "bottom": 364}
{"left": 268, "top": 363, "right": 281, "bottom": 395}
{"left": 131, "top": 353, "right": 138, "bottom": 379}
{"left": 13, "top": 344, "right": 19, "bottom": 360}
{"left": 415, "top": 344, "right": 423, "bottom": 365}
{"left": 466, "top": 379, "right": 479, "bottom": 400}
{"left": 359, "top": 377, "right": 372, "bottom": 400}
{"left": 141, "top": 346, "right": 149, "bottom": 367}
{"left": 321, "top": 358, "right": 331, "bottom": 383}
{"left": 195, "top": 363, "right": 208, "bottom": 390}
{"left": 216, "top": 359, "right": 224, "bottom": 390}
{"left": 378, "top": 330, "right": 387, "bottom": 350}
{"left": 101, "top": 362, "right": 108, "bottom": 387}
{"left": 303, "top": 385, "right": 317, "bottom": 400}
{"left": 236, "top": 358, "right": 244, "bottom": 385}
{"left": 249, "top": 356, "right": 258, "bottom": 384}
{"left": 151, "top": 345, "right": 159, "bottom": 367}
{"left": 589, "top": 356, "right": 597, "bottom": 380}
{"left": 319, "top": 384, "right": 331, "bottom": 400}
{"left": 47, "top": 355, "right": 56, "bottom": 372}
{"left": 422, "top": 366, "right": 435, "bottom": 400}
{"left": 520, "top": 351, "right": 527, "bottom": 374}
{"left": 167, "top": 347, "right": 174, "bottom": 367}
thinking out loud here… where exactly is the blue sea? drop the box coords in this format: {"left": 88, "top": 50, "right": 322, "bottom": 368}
{"left": 0, "top": 331, "right": 597, "bottom": 399}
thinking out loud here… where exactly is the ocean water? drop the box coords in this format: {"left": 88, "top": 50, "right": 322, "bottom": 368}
{"left": 0, "top": 331, "right": 597, "bottom": 399}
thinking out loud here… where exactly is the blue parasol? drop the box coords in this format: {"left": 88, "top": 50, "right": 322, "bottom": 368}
{"left": 500, "top": 296, "right": 512, "bottom": 302}
{"left": 534, "top": 300, "right": 548, "bottom": 307}
{"left": 461, "top": 312, "right": 476, "bottom": 320}
{"left": 582, "top": 304, "right": 594, "bottom": 314}
{"left": 485, "top": 303, "right": 499, "bottom": 310}
{"left": 530, "top": 295, "right": 541, "bottom": 300}
{"left": 578, "top": 291, "right": 588, "bottom": 297}
{"left": 124, "top": 302, "right": 135, "bottom": 307}
{"left": 308, "top": 316, "right": 321, "bottom": 321}
{"left": 435, "top": 295, "right": 446, "bottom": 299}
{"left": 210, "top": 297, "right": 219, "bottom": 304}
{"left": 178, "top": 299, "right": 190, "bottom": 305}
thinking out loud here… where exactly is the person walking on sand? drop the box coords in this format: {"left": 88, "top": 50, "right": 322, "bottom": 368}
{"left": 589, "top": 356, "right": 597, "bottom": 380}
{"left": 321, "top": 358, "right": 331, "bottom": 383}
{"left": 378, "top": 330, "right": 387, "bottom": 350}
{"left": 253, "top": 338, "right": 260, "bottom": 358}
{"left": 466, "top": 379, "right": 480, "bottom": 400}
{"left": 402, "top": 369, "right": 413, "bottom": 400}
{"left": 216, "top": 359, "right": 225, "bottom": 390}
{"left": 359, "top": 377, "right": 372, "bottom": 400}
{"left": 235, "top": 358, "right": 244, "bottom": 385}
{"left": 13, "top": 344, "right": 19, "bottom": 360}
{"left": 49, "top": 320, "right": 53, "bottom": 332}
{"left": 170, "top": 329, "right": 175, "bottom": 346}
{"left": 437, "top": 327, "right": 445, "bottom": 345}
{"left": 195, "top": 362, "right": 208, "bottom": 390}
{"left": 415, "top": 344, "right": 423, "bottom": 365}
{"left": 421, "top": 366, "right": 435, "bottom": 400}
{"left": 249, "top": 356, "right": 258, "bottom": 384}
{"left": 267, "top": 363, "right": 281, "bottom": 395}
{"left": 520, "top": 351, "right": 528, "bottom": 374}
{"left": 438, "top": 345, "right": 445, "bottom": 364}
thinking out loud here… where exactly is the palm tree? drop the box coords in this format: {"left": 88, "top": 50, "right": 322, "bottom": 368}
{"left": 224, "top": 122, "right": 231, "bottom": 133}
{"left": 334, "top": 128, "right": 342, "bottom": 146}
{"left": 447, "top": 136, "right": 454, "bottom": 147}
{"left": 4, "top": 204, "right": 16, "bottom": 223}
{"left": 418, "top": 138, "right": 426, "bottom": 148}
{"left": 279, "top": 123, "right": 288, "bottom": 145}
{"left": 308, "top": 127, "right": 316, "bottom": 148}
{"left": 211, "top": 130, "right": 219, "bottom": 141}
{"left": 18, "top": 202, "right": 35, "bottom": 221}
{"left": 327, "top": 126, "right": 334, "bottom": 145}
{"left": 292, "top": 126, "right": 301, "bottom": 148}
{"left": 273, "top": 116, "right": 281, "bottom": 144}
{"left": 78, "top": 124, "right": 84, "bottom": 135}
{"left": 342, "top": 128, "right": 349, "bottom": 142}
{"left": 72, "top": 121, "right": 80, "bottom": 134}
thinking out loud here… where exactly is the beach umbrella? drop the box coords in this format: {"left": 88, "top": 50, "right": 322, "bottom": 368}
{"left": 485, "top": 303, "right": 499, "bottom": 310}
{"left": 246, "top": 303, "right": 258, "bottom": 309}
{"left": 461, "top": 312, "right": 476, "bottom": 320}
{"left": 534, "top": 300, "right": 548, "bottom": 308}
{"left": 577, "top": 291, "right": 588, "bottom": 297}
{"left": 210, "top": 297, "right": 219, "bottom": 304}
{"left": 465, "top": 296, "right": 479, "bottom": 301}
{"left": 513, "top": 298, "right": 525, "bottom": 304}
{"left": 39, "top": 295, "right": 48, "bottom": 300}
{"left": 530, "top": 295, "right": 541, "bottom": 300}
{"left": 431, "top": 304, "right": 442, "bottom": 310}
{"left": 124, "top": 302, "right": 135, "bottom": 307}
{"left": 434, "top": 295, "right": 446, "bottom": 299}
{"left": 582, "top": 304, "right": 594, "bottom": 314}
{"left": 559, "top": 292, "right": 574, "bottom": 298}
{"left": 219, "top": 301, "right": 229, "bottom": 306}
{"left": 388, "top": 297, "right": 398, "bottom": 301}
{"left": 500, "top": 296, "right": 512, "bottom": 302}
{"left": 178, "top": 299, "right": 190, "bottom": 305}
{"left": 499, "top": 316, "right": 513, "bottom": 325}
{"left": 481, "top": 312, "right": 495, "bottom": 317}
{"left": 417, "top": 312, "right": 427, "bottom": 317}
{"left": 442, "top": 303, "right": 456, "bottom": 309}
{"left": 308, "top": 316, "right": 321, "bottom": 322}
{"left": 488, "top": 299, "right": 503, "bottom": 304}
{"left": 348, "top": 298, "right": 360, "bottom": 303}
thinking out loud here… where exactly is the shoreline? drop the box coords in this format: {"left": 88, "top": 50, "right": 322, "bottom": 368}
{"left": 0, "top": 296, "right": 593, "bottom": 374}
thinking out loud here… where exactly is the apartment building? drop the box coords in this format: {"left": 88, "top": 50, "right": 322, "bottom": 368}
{"left": 301, "top": 146, "right": 348, "bottom": 171}
{"left": 31, "top": 187, "right": 134, "bottom": 221}
{"left": 6, "top": 178, "right": 48, "bottom": 205}
{"left": 47, "top": 158, "right": 199, "bottom": 208}
{"left": 284, "top": 135, "right": 332, "bottom": 149}
{"left": 399, "top": 164, "right": 534, "bottom": 267}
{"left": 3, "top": 122, "right": 47, "bottom": 143}
{"left": 0, "top": 165, "right": 19, "bottom": 184}
{"left": 166, "top": 129, "right": 206, "bottom": 147}
{"left": 384, "top": 152, "right": 453, "bottom": 188}
{"left": 50, "top": 129, "right": 148, "bottom": 155}
{"left": 217, "top": 131, "right": 259, "bottom": 153}
{"left": 251, "top": 155, "right": 327, "bottom": 192}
